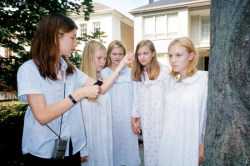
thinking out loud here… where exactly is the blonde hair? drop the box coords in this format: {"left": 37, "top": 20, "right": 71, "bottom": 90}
{"left": 81, "top": 40, "right": 106, "bottom": 102}
{"left": 81, "top": 40, "right": 106, "bottom": 80}
{"left": 131, "top": 40, "right": 160, "bottom": 81}
{"left": 168, "top": 37, "right": 199, "bottom": 77}
{"left": 106, "top": 40, "right": 126, "bottom": 67}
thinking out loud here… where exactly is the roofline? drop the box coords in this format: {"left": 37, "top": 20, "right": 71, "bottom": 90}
{"left": 70, "top": 8, "right": 134, "bottom": 27}
{"left": 130, "top": 0, "right": 210, "bottom": 15}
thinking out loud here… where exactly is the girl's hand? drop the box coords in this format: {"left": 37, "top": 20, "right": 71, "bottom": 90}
{"left": 199, "top": 141, "right": 204, "bottom": 164}
{"left": 122, "top": 50, "right": 135, "bottom": 65}
{"left": 132, "top": 117, "right": 141, "bottom": 136}
{"left": 80, "top": 85, "right": 100, "bottom": 99}
{"left": 81, "top": 156, "right": 88, "bottom": 163}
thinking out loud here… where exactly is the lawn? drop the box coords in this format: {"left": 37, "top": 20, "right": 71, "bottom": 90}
{"left": 0, "top": 100, "right": 28, "bottom": 166}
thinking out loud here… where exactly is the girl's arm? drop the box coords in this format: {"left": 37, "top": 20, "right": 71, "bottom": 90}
{"left": 27, "top": 85, "right": 100, "bottom": 126}
{"left": 82, "top": 51, "right": 134, "bottom": 94}
{"left": 100, "top": 51, "right": 134, "bottom": 94}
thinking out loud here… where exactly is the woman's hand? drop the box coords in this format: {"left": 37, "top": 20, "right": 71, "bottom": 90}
{"left": 81, "top": 156, "right": 88, "bottom": 163}
{"left": 199, "top": 141, "right": 204, "bottom": 164}
{"left": 132, "top": 117, "right": 141, "bottom": 136}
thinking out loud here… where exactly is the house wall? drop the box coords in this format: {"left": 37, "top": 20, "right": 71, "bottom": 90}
{"left": 121, "top": 21, "right": 134, "bottom": 51}
{"left": 133, "top": 5, "right": 210, "bottom": 69}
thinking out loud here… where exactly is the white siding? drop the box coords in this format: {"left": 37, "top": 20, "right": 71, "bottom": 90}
{"left": 190, "top": 16, "right": 200, "bottom": 45}
{"left": 134, "top": 16, "right": 143, "bottom": 48}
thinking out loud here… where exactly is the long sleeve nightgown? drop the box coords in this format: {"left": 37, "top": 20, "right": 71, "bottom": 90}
{"left": 158, "top": 71, "right": 208, "bottom": 166}
{"left": 132, "top": 65, "right": 171, "bottom": 166}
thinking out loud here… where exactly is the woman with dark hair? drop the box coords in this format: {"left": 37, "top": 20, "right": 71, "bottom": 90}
{"left": 17, "top": 13, "right": 100, "bottom": 166}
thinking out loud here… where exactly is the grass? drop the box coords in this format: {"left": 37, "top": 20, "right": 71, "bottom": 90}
{"left": 0, "top": 101, "right": 28, "bottom": 166}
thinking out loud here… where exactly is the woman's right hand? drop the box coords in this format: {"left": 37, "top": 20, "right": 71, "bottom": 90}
{"left": 121, "top": 50, "right": 135, "bottom": 66}
{"left": 81, "top": 85, "right": 100, "bottom": 99}
{"left": 132, "top": 117, "right": 141, "bottom": 136}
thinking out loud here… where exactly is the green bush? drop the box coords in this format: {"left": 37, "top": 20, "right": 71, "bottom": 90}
{"left": 0, "top": 101, "right": 28, "bottom": 166}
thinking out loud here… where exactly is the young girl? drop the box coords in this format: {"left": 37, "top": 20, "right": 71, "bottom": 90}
{"left": 101, "top": 40, "right": 141, "bottom": 166}
{"left": 158, "top": 37, "right": 208, "bottom": 166}
{"left": 131, "top": 40, "right": 170, "bottom": 166}
{"left": 17, "top": 13, "right": 100, "bottom": 166}
{"left": 80, "top": 40, "right": 134, "bottom": 166}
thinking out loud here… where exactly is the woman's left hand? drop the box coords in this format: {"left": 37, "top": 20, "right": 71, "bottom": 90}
{"left": 199, "top": 141, "right": 204, "bottom": 164}
{"left": 81, "top": 156, "right": 88, "bottom": 163}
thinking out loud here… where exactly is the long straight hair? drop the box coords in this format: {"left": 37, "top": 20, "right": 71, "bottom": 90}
{"left": 81, "top": 40, "right": 106, "bottom": 103}
{"left": 168, "top": 37, "right": 199, "bottom": 77}
{"left": 81, "top": 40, "right": 106, "bottom": 80}
{"left": 30, "top": 13, "right": 77, "bottom": 80}
{"left": 131, "top": 40, "right": 160, "bottom": 81}
{"left": 106, "top": 40, "right": 126, "bottom": 67}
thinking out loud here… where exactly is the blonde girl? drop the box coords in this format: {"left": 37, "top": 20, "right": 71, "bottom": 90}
{"left": 80, "top": 40, "right": 134, "bottom": 166}
{"left": 101, "top": 40, "right": 141, "bottom": 166}
{"left": 131, "top": 40, "right": 170, "bottom": 166}
{"left": 158, "top": 37, "right": 208, "bottom": 166}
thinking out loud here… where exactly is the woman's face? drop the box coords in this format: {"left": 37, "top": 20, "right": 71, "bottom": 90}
{"left": 59, "top": 29, "right": 78, "bottom": 57}
{"left": 109, "top": 47, "right": 124, "bottom": 66}
{"left": 95, "top": 48, "right": 107, "bottom": 72}
{"left": 168, "top": 44, "right": 194, "bottom": 76}
{"left": 137, "top": 45, "right": 155, "bottom": 67}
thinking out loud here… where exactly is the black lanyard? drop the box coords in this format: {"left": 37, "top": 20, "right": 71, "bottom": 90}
{"left": 45, "top": 83, "right": 65, "bottom": 139}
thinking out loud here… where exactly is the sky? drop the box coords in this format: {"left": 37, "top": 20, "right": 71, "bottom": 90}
{"left": 92, "top": 0, "right": 146, "bottom": 19}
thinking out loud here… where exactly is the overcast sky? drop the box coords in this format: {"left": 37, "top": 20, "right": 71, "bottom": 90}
{"left": 93, "top": 0, "right": 146, "bottom": 19}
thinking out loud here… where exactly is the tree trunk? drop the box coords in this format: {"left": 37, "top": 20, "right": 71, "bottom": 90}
{"left": 204, "top": 0, "right": 250, "bottom": 165}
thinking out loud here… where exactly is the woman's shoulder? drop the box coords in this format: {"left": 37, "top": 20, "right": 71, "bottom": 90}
{"left": 18, "top": 59, "right": 37, "bottom": 73}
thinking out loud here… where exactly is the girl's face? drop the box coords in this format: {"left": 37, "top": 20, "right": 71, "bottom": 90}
{"left": 59, "top": 29, "right": 78, "bottom": 57}
{"left": 137, "top": 45, "right": 155, "bottom": 67}
{"left": 168, "top": 44, "right": 194, "bottom": 77}
{"left": 95, "top": 48, "right": 107, "bottom": 72}
{"left": 109, "top": 47, "right": 124, "bottom": 66}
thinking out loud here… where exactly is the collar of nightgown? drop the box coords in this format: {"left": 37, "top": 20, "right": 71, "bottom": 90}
{"left": 171, "top": 71, "right": 205, "bottom": 89}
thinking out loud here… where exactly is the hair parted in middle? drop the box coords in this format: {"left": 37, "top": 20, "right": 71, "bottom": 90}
{"left": 168, "top": 37, "right": 199, "bottom": 77}
{"left": 81, "top": 40, "right": 106, "bottom": 80}
{"left": 30, "top": 12, "right": 77, "bottom": 80}
{"left": 106, "top": 40, "right": 126, "bottom": 67}
{"left": 131, "top": 40, "right": 160, "bottom": 82}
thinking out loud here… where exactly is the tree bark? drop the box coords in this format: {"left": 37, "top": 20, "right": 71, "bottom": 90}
{"left": 205, "top": 0, "right": 250, "bottom": 165}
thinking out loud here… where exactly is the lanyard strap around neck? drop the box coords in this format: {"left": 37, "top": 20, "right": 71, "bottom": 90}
{"left": 45, "top": 83, "right": 65, "bottom": 139}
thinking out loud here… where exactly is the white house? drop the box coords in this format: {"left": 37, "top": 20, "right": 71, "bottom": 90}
{"left": 70, "top": 2, "right": 134, "bottom": 54}
{"left": 0, "top": 2, "right": 134, "bottom": 58}
{"left": 130, "top": 0, "right": 210, "bottom": 70}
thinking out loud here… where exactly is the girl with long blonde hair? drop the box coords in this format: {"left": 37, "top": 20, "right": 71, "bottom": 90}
{"left": 80, "top": 40, "right": 134, "bottom": 166}
{"left": 131, "top": 40, "right": 171, "bottom": 166}
{"left": 101, "top": 40, "right": 141, "bottom": 166}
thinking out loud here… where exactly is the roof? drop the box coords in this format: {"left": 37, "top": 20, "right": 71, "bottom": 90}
{"left": 130, "top": 0, "right": 210, "bottom": 14}
{"left": 93, "top": 2, "right": 112, "bottom": 11}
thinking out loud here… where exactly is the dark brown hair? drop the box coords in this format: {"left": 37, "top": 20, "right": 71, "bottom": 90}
{"left": 30, "top": 13, "right": 77, "bottom": 80}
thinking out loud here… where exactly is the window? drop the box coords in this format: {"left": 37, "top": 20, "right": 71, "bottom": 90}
{"left": 190, "top": 16, "right": 210, "bottom": 45}
{"left": 143, "top": 13, "right": 178, "bottom": 40}
{"left": 201, "top": 17, "right": 210, "bottom": 42}
{"left": 93, "top": 22, "right": 100, "bottom": 38}
{"left": 157, "top": 53, "right": 170, "bottom": 67}
{"left": 93, "top": 22, "right": 100, "bottom": 32}
{"left": 80, "top": 24, "right": 87, "bottom": 37}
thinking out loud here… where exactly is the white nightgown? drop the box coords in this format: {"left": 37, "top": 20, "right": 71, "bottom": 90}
{"left": 158, "top": 71, "right": 208, "bottom": 166}
{"left": 132, "top": 65, "right": 171, "bottom": 166}
{"left": 81, "top": 93, "right": 113, "bottom": 166}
